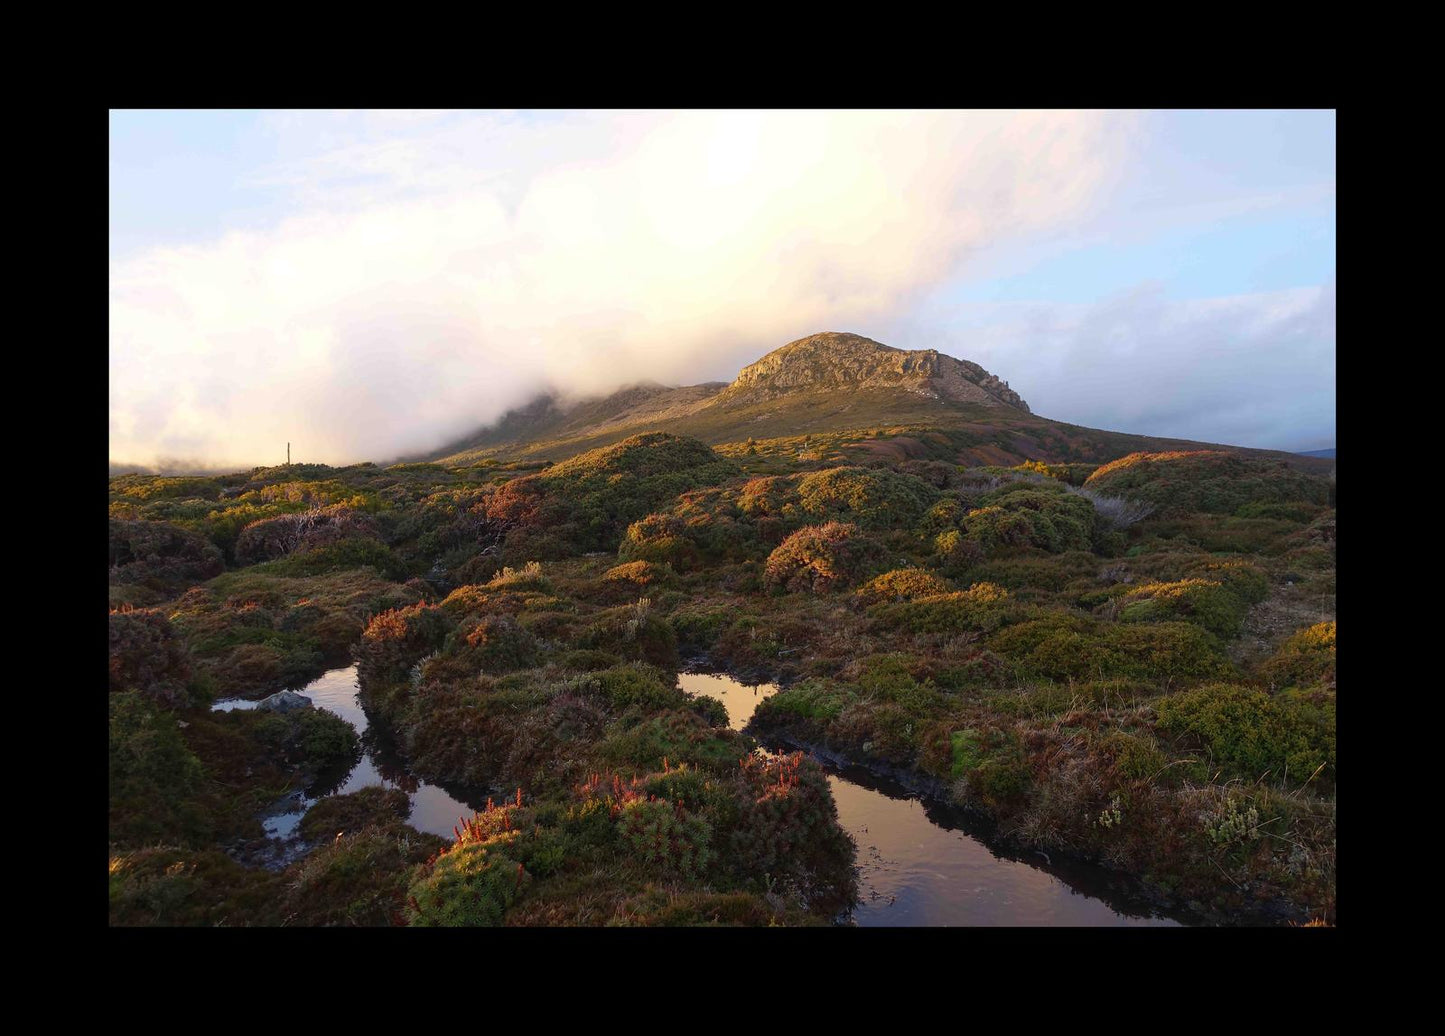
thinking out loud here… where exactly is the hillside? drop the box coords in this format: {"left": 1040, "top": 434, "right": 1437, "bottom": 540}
{"left": 425, "top": 332, "right": 1332, "bottom": 474}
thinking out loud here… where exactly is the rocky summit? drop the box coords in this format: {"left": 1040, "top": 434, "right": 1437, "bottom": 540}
{"left": 718, "top": 332, "right": 1029, "bottom": 411}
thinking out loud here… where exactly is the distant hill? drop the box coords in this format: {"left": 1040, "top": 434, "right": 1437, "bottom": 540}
{"left": 421, "top": 331, "right": 1333, "bottom": 473}
{"left": 1297, "top": 448, "right": 1336, "bottom": 459}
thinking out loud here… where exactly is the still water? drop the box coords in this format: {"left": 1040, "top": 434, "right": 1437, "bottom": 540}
{"left": 214, "top": 666, "right": 482, "bottom": 842}
{"left": 680, "top": 669, "right": 1182, "bottom": 927}
{"left": 219, "top": 666, "right": 1183, "bottom": 924}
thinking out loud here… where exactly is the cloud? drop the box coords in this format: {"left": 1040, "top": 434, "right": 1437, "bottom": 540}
{"left": 879, "top": 279, "right": 1336, "bottom": 452}
{"left": 109, "top": 110, "right": 1137, "bottom": 468}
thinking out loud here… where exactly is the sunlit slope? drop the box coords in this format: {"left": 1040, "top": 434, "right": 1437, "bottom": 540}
{"left": 425, "top": 332, "right": 1332, "bottom": 472}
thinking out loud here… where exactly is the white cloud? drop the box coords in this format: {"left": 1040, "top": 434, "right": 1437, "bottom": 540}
{"left": 109, "top": 110, "right": 1137, "bottom": 468}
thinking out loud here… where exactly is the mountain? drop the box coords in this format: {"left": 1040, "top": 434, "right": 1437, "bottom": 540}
{"left": 1297, "top": 448, "right": 1336, "bottom": 459}
{"left": 423, "top": 331, "right": 1331, "bottom": 472}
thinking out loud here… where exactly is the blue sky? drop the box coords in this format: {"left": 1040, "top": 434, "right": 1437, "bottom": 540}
{"left": 109, "top": 110, "right": 1335, "bottom": 466}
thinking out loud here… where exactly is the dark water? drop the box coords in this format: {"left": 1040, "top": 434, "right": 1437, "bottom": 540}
{"left": 213, "top": 666, "right": 485, "bottom": 843}
{"left": 680, "top": 669, "right": 1183, "bottom": 927}
{"left": 218, "top": 666, "right": 1183, "bottom": 925}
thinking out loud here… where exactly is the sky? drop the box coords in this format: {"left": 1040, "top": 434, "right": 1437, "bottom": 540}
{"left": 109, "top": 109, "right": 1336, "bottom": 469}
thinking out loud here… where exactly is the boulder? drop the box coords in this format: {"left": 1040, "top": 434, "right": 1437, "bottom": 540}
{"left": 255, "top": 690, "right": 313, "bottom": 713}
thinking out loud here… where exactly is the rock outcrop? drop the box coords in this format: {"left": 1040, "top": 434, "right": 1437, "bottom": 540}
{"left": 715, "top": 332, "right": 1029, "bottom": 411}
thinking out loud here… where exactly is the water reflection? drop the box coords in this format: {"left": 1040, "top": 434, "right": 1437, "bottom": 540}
{"left": 678, "top": 670, "right": 777, "bottom": 731}
{"left": 212, "top": 666, "right": 489, "bottom": 843}
{"left": 681, "top": 665, "right": 1183, "bottom": 927}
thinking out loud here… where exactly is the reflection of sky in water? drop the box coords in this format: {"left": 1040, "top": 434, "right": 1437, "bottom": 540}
{"left": 213, "top": 666, "right": 484, "bottom": 841}
{"left": 681, "top": 668, "right": 1182, "bottom": 927}
{"left": 678, "top": 671, "right": 776, "bottom": 731}
{"left": 219, "top": 666, "right": 1183, "bottom": 924}
{"left": 828, "top": 775, "right": 1177, "bottom": 927}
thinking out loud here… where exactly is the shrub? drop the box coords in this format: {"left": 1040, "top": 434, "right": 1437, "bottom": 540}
{"left": 109, "top": 692, "right": 208, "bottom": 847}
{"left": 298, "top": 787, "right": 413, "bottom": 842}
{"left": 618, "top": 514, "right": 704, "bottom": 570}
{"left": 405, "top": 841, "right": 528, "bottom": 926}
{"left": 1096, "top": 730, "right": 1169, "bottom": 781}
{"left": 453, "top": 614, "right": 539, "bottom": 673}
{"left": 109, "top": 608, "right": 196, "bottom": 709}
{"left": 869, "top": 582, "right": 1014, "bottom": 634}
{"left": 109, "top": 519, "right": 224, "bottom": 592}
{"left": 234, "top": 505, "right": 380, "bottom": 566}
{"left": 487, "top": 561, "right": 551, "bottom": 592}
{"left": 962, "top": 486, "right": 1096, "bottom": 554}
{"left": 1182, "top": 559, "right": 1270, "bottom": 604}
{"left": 794, "top": 466, "right": 939, "bottom": 529}
{"left": 764, "top": 522, "right": 885, "bottom": 593}
{"left": 1155, "top": 683, "right": 1335, "bottom": 785}
{"left": 727, "top": 752, "right": 857, "bottom": 914}
{"left": 1116, "top": 579, "right": 1251, "bottom": 638}
{"left": 577, "top": 600, "right": 680, "bottom": 668}
{"left": 355, "top": 603, "right": 450, "bottom": 689}
{"left": 288, "top": 823, "right": 444, "bottom": 926}
{"left": 618, "top": 798, "right": 715, "bottom": 878}
{"left": 603, "top": 560, "right": 675, "bottom": 588}
{"left": 584, "top": 665, "right": 688, "bottom": 713}
{"left": 598, "top": 709, "right": 742, "bottom": 773}
{"left": 1258, "top": 621, "right": 1336, "bottom": 691}
{"left": 1085, "top": 451, "right": 1330, "bottom": 517}
{"left": 252, "top": 708, "right": 359, "bottom": 774}
{"left": 934, "top": 528, "right": 986, "bottom": 575}
{"left": 109, "top": 848, "right": 285, "bottom": 926}
{"left": 855, "top": 568, "right": 952, "bottom": 606}
{"left": 755, "top": 680, "right": 859, "bottom": 723}
{"left": 991, "top": 617, "right": 1230, "bottom": 683}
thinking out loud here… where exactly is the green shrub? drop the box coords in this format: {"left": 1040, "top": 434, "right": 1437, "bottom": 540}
{"left": 1155, "top": 683, "right": 1335, "bottom": 784}
{"left": 869, "top": 582, "right": 1015, "bottom": 634}
{"left": 618, "top": 798, "right": 715, "bottom": 877}
{"left": 252, "top": 708, "right": 359, "bottom": 773}
{"left": 405, "top": 840, "right": 528, "bottom": 926}
{"left": 109, "top": 692, "right": 208, "bottom": 847}
{"left": 756, "top": 680, "right": 858, "bottom": 723}
{"left": 1085, "top": 451, "right": 1329, "bottom": 517}
{"left": 288, "top": 823, "right": 444, "bottom": 926}
{"left": 1116, "top": 579, "right": 1250, "bottom": 638}
{"left": 794, "top": 466, "right": 939, "bottom": 529}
